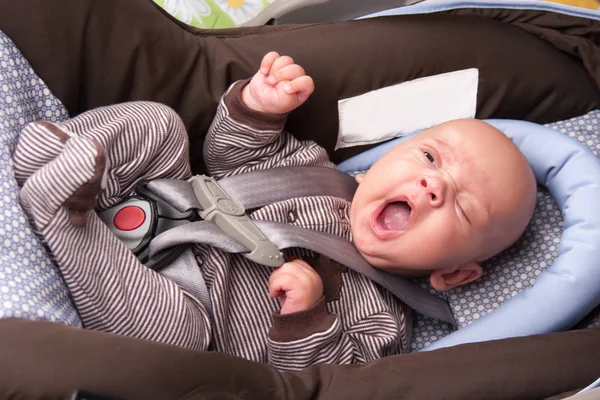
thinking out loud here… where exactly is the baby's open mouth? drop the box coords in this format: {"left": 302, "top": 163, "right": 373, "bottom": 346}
{"left": 377, "top": 201, "right": 412, "bottom": 232}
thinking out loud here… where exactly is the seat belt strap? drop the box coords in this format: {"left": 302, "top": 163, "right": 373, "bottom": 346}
{"left": 147, "top": 220, "right": 456, "bottom": 326}
{"left": 101, "top": 166, "right": 455, "bottom": 325}
{"left": 145, "top": 166, "right": 358, "bottom": 212}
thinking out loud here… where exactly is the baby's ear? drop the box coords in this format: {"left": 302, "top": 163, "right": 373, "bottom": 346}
{"left": 355, "top": 174, "right": 365, "bottom": 184}
{"left": 429, "top": 261, "right": 482, "bottom": 291}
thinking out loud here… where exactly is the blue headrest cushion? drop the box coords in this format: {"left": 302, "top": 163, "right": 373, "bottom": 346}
{"left": 338, "top": 119, "right": 600, "bottom": 349}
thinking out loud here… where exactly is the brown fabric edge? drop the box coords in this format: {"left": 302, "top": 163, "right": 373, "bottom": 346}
{"left": 269, "top": 296, "right": 335, "bottom": 342}
{"left": 308, "top": 255, "right": 346, "bottom": 302}
{"left": 445, "top": 7, "right": 600, "bottom": 91}
{"left": 1, "top": 318, "right": 600, "bottom": 400}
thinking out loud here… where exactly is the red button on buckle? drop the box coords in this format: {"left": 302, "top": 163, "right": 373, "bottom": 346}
{"left": 113, "top": 206, "right": 146, "bottom": 231}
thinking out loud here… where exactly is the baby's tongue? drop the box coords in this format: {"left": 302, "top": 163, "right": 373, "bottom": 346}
{"left": 378, "top": 201, "right": 411, "bottom": 231}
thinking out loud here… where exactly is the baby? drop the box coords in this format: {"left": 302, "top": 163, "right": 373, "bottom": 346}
{"left": 243, "top": 52, "right": 537, "bottom": 296}
{"left": 13, "top": 52, "right": 536, "bottom": 369}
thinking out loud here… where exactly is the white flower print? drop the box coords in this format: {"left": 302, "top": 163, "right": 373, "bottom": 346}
{"left": 164, "top": 0, "right": 211, "bottom": 25}
{"left": 214, "top": 0, "right": 265, "bottom": 25}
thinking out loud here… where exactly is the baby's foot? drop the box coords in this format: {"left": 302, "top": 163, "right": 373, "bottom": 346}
{"left": 19, "top": 135, "right": 105, "bottom": 229}
{"left": 13, "top": 121, "right": 75, "bottom": 185}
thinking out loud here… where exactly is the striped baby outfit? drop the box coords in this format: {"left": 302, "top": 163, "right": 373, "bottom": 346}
{"left": 13, "top": 81, "right": 411, "bottom": 370}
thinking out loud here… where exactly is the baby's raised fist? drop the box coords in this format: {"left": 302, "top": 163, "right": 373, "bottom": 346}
{"left": 242, "top": 51, "right": 315, "bottom": 115}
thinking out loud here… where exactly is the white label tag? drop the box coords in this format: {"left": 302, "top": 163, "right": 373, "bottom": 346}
{"left": 335, "top": 68, "right": 479, "bottom": 150}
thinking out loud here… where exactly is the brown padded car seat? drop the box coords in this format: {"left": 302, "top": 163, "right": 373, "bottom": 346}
{"left": 0, "top": 318, "right": 599, "bottom": 400}
{"left": 0, "top": 1, "right": 599, "bottom": 398}
{"left": 0, "top": 0, "right": 598, "bottom": 173}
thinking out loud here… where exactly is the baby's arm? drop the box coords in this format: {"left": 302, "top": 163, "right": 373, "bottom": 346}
{"left": 268, "top": 307, "right": 408, "bottom": 370}
{"left": 266, "top": 260, "right": 407, "bottom": 370}
{"left": 204, "top": 52, "right": 334, "bottom": 179}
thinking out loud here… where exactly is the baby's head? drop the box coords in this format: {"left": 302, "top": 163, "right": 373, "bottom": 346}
{"left": 350, "top": 119, "right": 537, "bottom": 291}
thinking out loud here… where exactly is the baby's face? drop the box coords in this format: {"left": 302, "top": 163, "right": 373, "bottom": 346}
{"left": 350, "top": 119, "right": 536, "bottom": 288}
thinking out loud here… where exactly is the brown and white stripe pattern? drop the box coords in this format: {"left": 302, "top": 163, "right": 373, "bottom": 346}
{"left": 14, "top": 84, "right": 411, "bottom": 371}
{"left": 202, "top": 82, "right": 412, "bottom": 367}
{"left": 15, "top": 102, "right": 210, "bottom": 350}
{"left": 204, "top": 82, "right": 334, "bottom": 180}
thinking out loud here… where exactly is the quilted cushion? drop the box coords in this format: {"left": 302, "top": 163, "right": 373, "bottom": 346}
{"left": 0, "top": 31, "right": 80, "bottom": 326}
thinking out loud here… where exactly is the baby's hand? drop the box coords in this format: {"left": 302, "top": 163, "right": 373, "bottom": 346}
{"left": 242, "top": 52, "right": 314, "bottom": 115}
{"left": 268, "top": 259, "right": 323, "bottom": 315}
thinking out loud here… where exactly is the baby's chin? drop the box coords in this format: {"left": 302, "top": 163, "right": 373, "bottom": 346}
{"left": 355, "top": 242, "right": 401, "bottom": 272}
{"left": 355, "top": 239, "right": 433, "bottom": 278}
{"left": 352, "top": 216, "right": 431, "bottom": 277}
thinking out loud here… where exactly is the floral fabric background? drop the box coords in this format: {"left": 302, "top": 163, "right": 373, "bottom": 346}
{"left": 155, "top": 0, "right": 598, "bottom": 29}
{"left": 155, "top": 0, "right": 274, "bottom": 29}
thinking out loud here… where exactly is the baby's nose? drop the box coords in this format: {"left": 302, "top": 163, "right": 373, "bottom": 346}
{"left": 419, "top": 176, "right": 446, "bottom": 207}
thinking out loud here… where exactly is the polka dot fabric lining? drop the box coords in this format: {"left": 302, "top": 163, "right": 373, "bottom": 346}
{"left": 410, "top": 110, "right": 600, "bottom": 351}
{"left": 0, "top": 31, "right": 81, "bottom": 327}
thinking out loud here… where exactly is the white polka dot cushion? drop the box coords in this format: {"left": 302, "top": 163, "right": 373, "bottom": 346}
{"left": 0, "top": 31, "right": 81, "bottom": 326}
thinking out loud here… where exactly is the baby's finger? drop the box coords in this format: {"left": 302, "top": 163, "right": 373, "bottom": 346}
{"left": 268, "top": 272, "right": 296, "bottom": 297}
{"left": 284, "top": 75, "right": 315, "bottom": 101}
{"left": 268, "top": 64, "right": 306, "bottom": 85}
{"left": 270, "top": 55, "right": 295, "bottom": 75}
{"left": 260, "top": 51, "right": 280, "bottom": 75}
{"left": 269, "top": 284, "right": 285, "bottom": 298}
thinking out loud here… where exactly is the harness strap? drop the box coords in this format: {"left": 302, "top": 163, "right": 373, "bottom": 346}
{"left": 146, "top": 166, "right": 358, "bottom": 212}
{"left": 148, "top": 220, "right": 456, "bottom": 326}
{"left": 115, "top": 166, "right": 456, "bottom": 325}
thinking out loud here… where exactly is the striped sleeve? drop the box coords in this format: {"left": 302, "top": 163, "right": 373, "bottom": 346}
{"left": 203, "top": 80, "right": 335, "bottom": 179}
{"left": 267, "top": 307, "right": 407, "bottom": 370}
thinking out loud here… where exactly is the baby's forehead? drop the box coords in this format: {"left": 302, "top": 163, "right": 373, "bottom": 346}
{"left": 419, "top": 121, "right": 485, "bottom": 140}
{"left": 422, "top": 122, "right": 512, "bottom": 160}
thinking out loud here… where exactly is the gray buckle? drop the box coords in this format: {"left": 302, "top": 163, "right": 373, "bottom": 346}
{"left": 190, "top": 175, "right": 285, "bottom": 267}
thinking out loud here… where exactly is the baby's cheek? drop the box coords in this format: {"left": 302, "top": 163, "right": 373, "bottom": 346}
{"left": 417, "top": 217, "right": 464, "bottom": 264}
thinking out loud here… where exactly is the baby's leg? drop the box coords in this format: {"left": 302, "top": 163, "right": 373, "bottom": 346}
{"left": 15, "top": 103, "right": 210, "bottom": 350}
{"left": 14, "top": 102, "right": 192, "bottom": 209}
